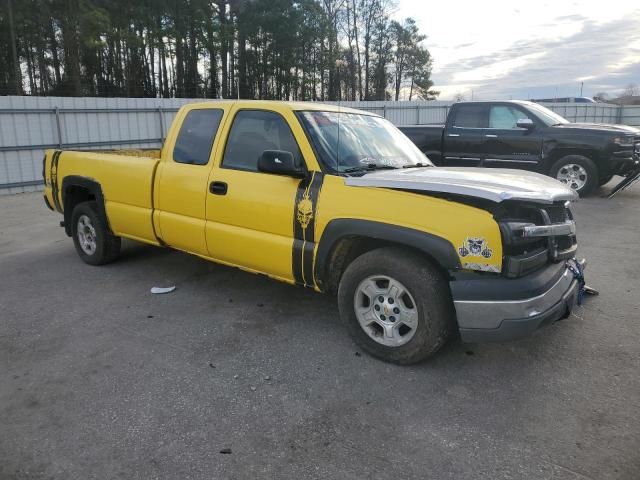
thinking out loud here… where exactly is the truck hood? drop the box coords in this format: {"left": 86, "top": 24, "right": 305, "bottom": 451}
{"left": 344, "top": 167, "right": 578, "bottom": 204}
{"left": 553, "top": 122, "right": 640, "bottom": 134}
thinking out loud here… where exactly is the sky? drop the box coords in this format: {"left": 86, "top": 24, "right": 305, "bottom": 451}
{"left": 394, "top": 0, "right": 640, "bottom": 101}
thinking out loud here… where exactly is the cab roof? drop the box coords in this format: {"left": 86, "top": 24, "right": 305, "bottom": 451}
{"left": 183, "top": 99, "right": 376, "bottom": 116}
{"left": 455, "top": 100, "right": 538, "bottom": 107}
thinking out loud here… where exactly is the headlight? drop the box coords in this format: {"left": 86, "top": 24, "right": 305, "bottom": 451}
{"left": 612, "top": 136, "right": 635, "bottom": 147}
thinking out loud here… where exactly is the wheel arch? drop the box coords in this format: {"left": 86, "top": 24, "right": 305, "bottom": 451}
{"left": 544, "top": 147, "right": 601, "bottom": 174}
{"left": 314, "top": 219, "right": 461, "bottom": 294}
{"left": 61, "top": 176, "right": 110, "bottom": 237}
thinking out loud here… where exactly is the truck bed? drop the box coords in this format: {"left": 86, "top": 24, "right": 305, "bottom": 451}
{"left": 95, "top": 148, "right": 161, "bottom": 159}
{"left": 44, "top": 149, "right": 161, "bottom": 244}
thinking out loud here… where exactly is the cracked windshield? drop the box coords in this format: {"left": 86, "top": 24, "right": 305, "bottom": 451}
{"left": 298, "top": 111, "right": 432, "bottom": 173}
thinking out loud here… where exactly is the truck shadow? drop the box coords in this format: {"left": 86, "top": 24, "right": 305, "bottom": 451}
{"left": 118, "top": 239, "right": 174, "bottom": 263}
{"left": 112, "top": 238, "right": 575, "bottom": 380}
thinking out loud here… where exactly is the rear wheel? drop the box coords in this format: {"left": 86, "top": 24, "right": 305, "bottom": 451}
{"left": 549, "top": 155, "right": 598, "bottom": 196}
{"left": 71, "top": 201, "right": 121, "bottom": 265}
{"left": 337, "top": 247, "right": 454, "bottom": 364}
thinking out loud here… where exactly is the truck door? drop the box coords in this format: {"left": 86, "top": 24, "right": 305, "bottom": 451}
{"left": 154, "top": 107, "right": 226, "bottom": 256}
{"left": 441, "top": 104, "right": 487, "bottom": 167}
{"left": 482, "top": 104, "right": 543, "bottom": 170}
{"left": 205, "top": 108, "right": 310, "bottom": 283}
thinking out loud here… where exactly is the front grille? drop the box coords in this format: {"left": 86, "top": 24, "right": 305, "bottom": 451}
{"left": 497, "top": 201, "right": 576, "bottom": 278}
{"left": 544, "top": 204, "right": 568, "bottom": 224}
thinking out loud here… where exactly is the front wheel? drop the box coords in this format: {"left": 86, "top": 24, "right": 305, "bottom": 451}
{"left": 549, "top": 155, "right": 598, "bottom": 196}
{"left": 337, "top": 247, "right": 454, "bottom": 364}
{"left": 71, "top": 201, "right": 121, "bottom": 265}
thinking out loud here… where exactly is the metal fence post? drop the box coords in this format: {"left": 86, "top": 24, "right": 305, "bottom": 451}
{"left": 617, "top": 104, "right": 623, "bottom": 125}
{"left": 157, "top": 106, "right": 165, "bottom": 141}
{"left": 382, "top": 105, "right": 387, "bottom": 119}
{"left": 416, "top": 105, "right": 420, "bottom": 125}
{"left": 54, "top": 106, "right": 63, "bottom": 147}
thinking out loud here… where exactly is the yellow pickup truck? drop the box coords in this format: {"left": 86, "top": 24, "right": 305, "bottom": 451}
{"left": 43, "top": 100, "right": 582, "bottom": 364}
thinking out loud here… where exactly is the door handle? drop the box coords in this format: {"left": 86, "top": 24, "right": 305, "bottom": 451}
{"left": 209, "top": 181, "right": 228, "bottom": 195}
{"left": 485, "top": 134, "right": 498, "bottom": 138}
{"left": 447, "top": 133, "right": 460, "bottom": 137}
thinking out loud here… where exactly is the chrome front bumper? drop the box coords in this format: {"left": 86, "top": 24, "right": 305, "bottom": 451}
{"left": 452, "top": 264, "right": 579, "bottom": 343}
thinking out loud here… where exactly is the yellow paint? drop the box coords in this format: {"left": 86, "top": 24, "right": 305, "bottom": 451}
{"left": 316, "top": 175, "right": 503, "bottom": 274}
{"left": 154, "top": 103, "right": 232, "bottom": 256}
{"left": 44, "top": 149, "right": 160, "bottom": 245}
{"left": 203, "top": 102, "right": 322, "bottom": 282}
{"left": 44, "top": 100, "right": 504, "bottom": 290}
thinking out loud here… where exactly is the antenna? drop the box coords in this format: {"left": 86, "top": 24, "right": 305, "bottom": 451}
{"left": 337, "top": 94, "right": 342, "bottom": 173}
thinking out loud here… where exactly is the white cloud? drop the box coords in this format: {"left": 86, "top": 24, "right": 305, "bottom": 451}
{"left": 452, "top": 52, "right": 546, "bottom": 83}
{"left": 394, "top": 0, "right": 640, "bottom": 100}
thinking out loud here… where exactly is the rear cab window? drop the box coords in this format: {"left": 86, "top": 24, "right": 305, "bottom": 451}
{"left": 451, "top": 105, "right": 487, "bottom": 128}
{"left": 173, "top": 109, "right": 224, "bottom": 165}
{"left": 489, "top": 105, "right": 533, "bottom": 129}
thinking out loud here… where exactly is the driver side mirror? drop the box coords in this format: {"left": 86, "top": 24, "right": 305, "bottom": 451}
{"left": 516, "top": 118, "right": 535, "bottom": 129}
{"left": 258, "top": 150, "right": 307, "bottom": 178}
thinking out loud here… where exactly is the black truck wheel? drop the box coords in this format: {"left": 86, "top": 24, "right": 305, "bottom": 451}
{"left": 337, "top": 247, "right": 454, "bottom": 364}
{"left": 549, "top": 155, "right": 598, "bottom": 196}
{"left": 71, "top": 201, "right": 121, "bottom": 265}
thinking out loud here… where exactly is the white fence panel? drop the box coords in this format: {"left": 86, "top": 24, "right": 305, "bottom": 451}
{"left": 620, "top": 105, "right": 640, "bottom": 127}
{"left": 0, "top": 96, "right": 199, "bottom": 194}
{"left": 541, "top": 102, "right": 620, "bottom": 124}
{"left": 1, "top": 96, "right": 639, "bottom": 194}
{"left": 324, "top": 100, "right": 452, "bottom": 125}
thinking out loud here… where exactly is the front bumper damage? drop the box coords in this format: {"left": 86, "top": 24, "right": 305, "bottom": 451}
{"left": 451, "top": 260, "right": 582, "bottom": 343}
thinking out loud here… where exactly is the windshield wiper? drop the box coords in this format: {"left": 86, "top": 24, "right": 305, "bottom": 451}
{"left": 402, "top": 162, "right": 432, "bottom": 169}
{"left": 341, "top": 163, "right": 399, "bottom": 173}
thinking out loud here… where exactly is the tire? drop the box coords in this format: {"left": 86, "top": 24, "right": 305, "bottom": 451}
{"left": 337, "top": 247, "right": 455, "bottom": 365}
{"left": 549, "top": 155, "right": 598, "bottom": 196}
{"left": 71, "top": 201, "right": 121, "bottom": 265}
{"left": 598, "top": 174, "right": 613, "bottom": 186}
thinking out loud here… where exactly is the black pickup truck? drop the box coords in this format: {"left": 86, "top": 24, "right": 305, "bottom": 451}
{"left": 399, "top": 100, "right": 640, "bottom": 196}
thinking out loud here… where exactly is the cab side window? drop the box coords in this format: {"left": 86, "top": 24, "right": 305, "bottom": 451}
{"left": 451, "top": 105, "right": 487, "bottom": 128}
{"left": 222, "top": 110, "right": 302, "bottom": 172}
{"left": 489, "top": 106, "right": 532, "bottom": 129}
{"left": 173, "top": 109, "right": 223, "bottom": 165}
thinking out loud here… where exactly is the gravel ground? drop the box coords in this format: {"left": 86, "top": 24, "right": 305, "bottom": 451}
{"left": 0, "top": 184, "right": 639, "bottom": 480}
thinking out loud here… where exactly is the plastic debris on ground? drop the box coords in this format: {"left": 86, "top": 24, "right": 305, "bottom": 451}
{"left": 150, "top": 286, "right": 176, "bottom": 294}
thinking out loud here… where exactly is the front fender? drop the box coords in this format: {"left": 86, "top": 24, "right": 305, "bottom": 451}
{"left": 314, "top": 218, "right": 461, "bottom": 289}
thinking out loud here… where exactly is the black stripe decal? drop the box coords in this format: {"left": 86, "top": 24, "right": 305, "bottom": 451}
{"left": 302, "top": 173, "right": 324, "bottom": 285}
{"left": 292, "top": 171, "right": 324, "bottom": 287}
{"left": 292, "top": 175, "right": 311, "bottom": 285}
{"left": 50, "top": 150, "right": 63, "bottom": 212}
